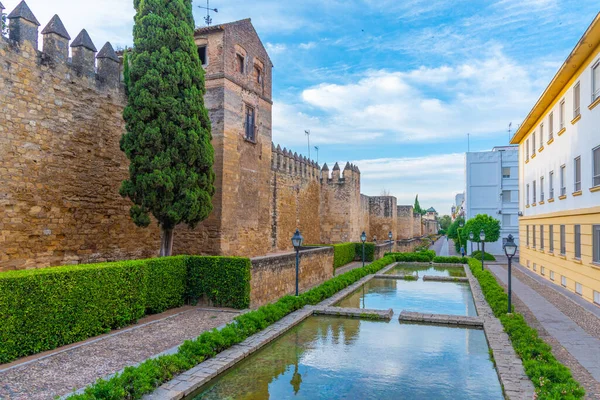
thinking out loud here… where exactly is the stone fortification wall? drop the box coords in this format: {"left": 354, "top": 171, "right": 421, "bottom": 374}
{"left": 250, "top": 246, "right": 334, "bottom": 307}
{"left": 368, "top": 196, "right": 397, "bottom": 242}
{"left": 413, "top": 214, "right": 423, "bottom": 237}
{"left": 397, "top": 205, "right": 414, "bottom": 239}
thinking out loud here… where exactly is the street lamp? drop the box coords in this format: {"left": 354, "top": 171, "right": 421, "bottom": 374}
{"left": 504, "top": 234, "right": 518, "bottom": 314}
{"left": 479, "top": 229, "right": 486, "bottom": 271}
{"left": 388, "top": 231, "right": 393, "bottom": 253}
{"left": 291, "top": 229, "right": 304, "bottom": 296}
{"left": 361, "top": 231, "right": 367, "bottom": 267}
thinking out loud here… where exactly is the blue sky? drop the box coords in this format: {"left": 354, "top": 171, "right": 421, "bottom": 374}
{"left": 5, "top": 0, "right": 599, "bottom": 214}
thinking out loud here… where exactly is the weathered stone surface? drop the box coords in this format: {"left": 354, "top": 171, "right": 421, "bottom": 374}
{"left": 396, "top": 205, "right": 414, "bottom": 239}
{"left": 398, "top": 311, "right": 483, "bottom": 328}
{"left": 422, "top": 275, "right": 469, "bottom": 282}
{"left": 313, "top": 305, "right": 394, "bottom": 320}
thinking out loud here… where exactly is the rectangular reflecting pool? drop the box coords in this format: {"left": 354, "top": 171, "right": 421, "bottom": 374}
{"left": 335, "top": 278, "right": 477, "bottom": 316}
{"left": 188, "top": 316, "right": 503, "bottom": 400}
{"left": 385, "top": 264, "right": 467, "bottom": 278}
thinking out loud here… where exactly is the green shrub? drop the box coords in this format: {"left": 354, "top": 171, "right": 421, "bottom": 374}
{"left": 355, "top": 242, "right": 375, "bottom": 262}
{"left": 0, "top": 256, "right": 250, "bottom": 364}
{"left": 438, "top": 229, "right": 447, "bottom": 235}
{"left": 433, "top": 256, "right": 468, "bottom": 264}
{"left": 417, "top": 249, "right": 436, "bottom": 261}
{"left": 332, "top": 243, "right": 357, "bottom": 269}
{"left": 68, "top": 256, "right": 396, "bottom": 399}
{"left": 467, "top": 258, "right": 584, "bottom": 399}
{"left": 385, "top": 252, "right": 432, "bottom": 263}
{"left": 471, "top": 251, "right": 496, "bottom": 261}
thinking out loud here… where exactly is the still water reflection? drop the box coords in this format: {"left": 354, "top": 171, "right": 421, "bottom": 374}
{"left": 335, "top": 278, "right": 477, "bottom": 316}
{"left": 191, "top": 316, "right": 503, "bottom": 400}
{"left": 385, "top": 264, "right": 467, "bottom": 278}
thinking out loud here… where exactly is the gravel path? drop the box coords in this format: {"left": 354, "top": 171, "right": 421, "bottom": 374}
{"left": 0, "top": 308, "right": 238, "bottom": 400}
{"left": 490, "top": 265, "right": 600, "bottom": 399}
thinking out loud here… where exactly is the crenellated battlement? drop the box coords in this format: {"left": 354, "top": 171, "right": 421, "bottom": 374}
{"left": 1, "top": 1, "right": 122, "bottom": 90}
{"left": 271, "top": 142, "right": 321, "bottom": 180}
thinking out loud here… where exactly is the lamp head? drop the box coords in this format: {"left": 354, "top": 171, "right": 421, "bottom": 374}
{"left": 388, "top": 231, "right": 393, "bottom": 240}
{"left": 479, "top": 229, "right": 486, "bottom": 242}
{"left": 361, "top": 231, "right": 367, "bottom": 243}
{"left": 504, "top": 234, "right": 517, "bottom": 257}
{"left": 291, "top": 229, "right": 304, "bottom": 250}
{"left": 469, "top": 231, "right": 474, "bottom": 240}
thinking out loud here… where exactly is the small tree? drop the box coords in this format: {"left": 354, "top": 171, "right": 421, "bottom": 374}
{"left": 439, "top": 215, "right": 452, "bottom": 230}
{"left": 120, "top": 0, "right": 215, "bottom": 256}
{"left": 414, "top": 195, "right": 422, "bottom": 214}
{"left": 460, "top": 214, "right": 501, "bottom": 253}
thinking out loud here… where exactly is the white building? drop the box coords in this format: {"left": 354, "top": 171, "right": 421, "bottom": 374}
{"left": 465, "top": 146, "right": 520, "bottom": 255}
{"left": 452, "top": 192, "right": 465, "bottom": 221}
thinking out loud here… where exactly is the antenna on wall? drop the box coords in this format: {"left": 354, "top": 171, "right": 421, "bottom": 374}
{"left": 305, "top": 130, "right": 311, "bottom": 160}
{"left": 198, "top": 0, "right": 218, "bottom": 26}
{"left": 508, "top": 122, "right": 512, "bottom": 143}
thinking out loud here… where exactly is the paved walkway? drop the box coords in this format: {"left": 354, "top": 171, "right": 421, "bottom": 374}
{"left": 335, "top": 261, "right": 368, "bottom": 276}
{"left": 489, "top": 265, "right": 600, "bottom": 384}
{"left": 0, "top": 307, "right": 239, "bottom": 400}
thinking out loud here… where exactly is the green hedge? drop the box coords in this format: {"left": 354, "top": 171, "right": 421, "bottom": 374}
{"left": 385, "top": 252, "right": 432, "bottom": 263}
{"left": 68, "top": 256, "right": 396, "bottom": 399}
{"left": 471, "top": 251, "right": 496, "bottom": 261}
{"left": 0, "top": 256, "right": 250, "bottom": 364}
{"left": 468, "top": 259, "right": 584, "bottom": 399}
{"left": 332, "top": 243, "right": 357, "bottom": 269}
{"left": 417, "top": 249, "right": 436, "bottom": 261}
{"left": 433, "top": 256, "right": 468, "bottom": 264}
{"left": 354, "top": 242, "right": 375, "bottom": 262}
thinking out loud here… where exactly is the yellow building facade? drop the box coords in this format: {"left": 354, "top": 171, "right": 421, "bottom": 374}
{"left": 511, "top": 13, "right": 600, "bottom": 305}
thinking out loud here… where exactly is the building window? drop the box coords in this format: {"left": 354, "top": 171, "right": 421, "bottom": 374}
{"left": 593, "top": 61, "right": 600, "bottom": 102}
{"left": 533, "top": 263, "right": 537, "bottom": 272}
{"left": 593, "top": 146, "right": 600, "bottom": 188}
{"left": 560, "top": 225, "right": 566, "bottom": 255}
{"left": 244, "top": 104, "right": 255, "bottom": 141}
{"left": 550, "top": 270, "right": 555, "bottom": 281}
{"left": 198, "top": 46, "right": 207, "bottom": 65}
{"left": 549, "top": 111, "right": 554, "bottom": 139}
{"left": 533, "top": 180, "right": 537, "bottom": 203}
{"left": 502, "top": 190, "right": 511, "bottom": 203}
{"left": 526, "top": 225, "right": 530, "bottom": 246}
{"left": 254, "top": 65, "right": 262, "bottom": 83}
{"left": 527, "top": 260, "right": 530, "bottom": 268}
{"left": 549, "top": 171, "right": 554, "bottom": 199}
{"left": 561, "top": 275, "right": 567, "bottom": 287}
{"left": 540, "top": 176, "right": 544, "bottom": 202}
{"left": 502, "top": 167, "right": 511, "bottom": 178}
{"left": 526, "top": 139, "right": 530, "bottom": 160}
{"left": 574, "top": 82, "right": 581, "bottom": 118}
{"left": 540, "top": 225, "right": 544, "bottom": 250}
{"left": 594, "top": 225, "right": 600, "bottom": 263}
{"left": 237, "top": 54, "right": 245, "bottom": 74}
{"left": 574, "top": 225, "right": 581, "bottom": 259}
{"left": 549, "top": 225, "right": 554, "bottom": 252}
{"left": 541, "top": 266, "right": 545, "bottom": 276}
{"left": 574, "top": 156, "right": 581, "bottom": 192}
{"left": 559, "top": 99, "right": 565, "bottom": 129}
{"left": 526, "top": 184, "right": 530, "bottom": 205}
{"left": 560, "top": 165, "right": 566, "bottom": 196}
{"left": 595, "top": 291, "right": 600, "bottom": 305}
{"left": 503, "top": 214, "right": 511, "bottom": 227}
{"left": 532, "top": 133, "right": 536, "bottom": 155}
{"left": 575, "top": 282, "right": 582, "bottom": 295}
{"left": 533, "top": 225, "right": 536, "bottom": 248}
{"left": 540, "top": 123, "right": 544, "bottom": 145}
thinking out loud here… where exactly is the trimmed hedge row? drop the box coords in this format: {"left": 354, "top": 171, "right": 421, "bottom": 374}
{"left": 468, "top": 259, "right": 584, "bottom": 399}
{"left": 433, "top": 256, "right": 468, "bottom": 264}
{"left": 385, "top": 252, "right": 432, "bottom": 263}
{"left": 332, "top": 243, "right": 357, "bottom": 269}
{"left": 68, "top": 256, "right": 396, "bottom": 399}
{"left": 354, "top": 242, "right": 375, "bottom": 263}
{"left": 471, "top": 250, "right": 496, "bottom": 261}
{"left": 0, "top": 256, "right": 251, "bottom": 364}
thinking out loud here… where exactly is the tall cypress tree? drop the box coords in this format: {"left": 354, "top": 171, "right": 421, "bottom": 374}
{"left": 120, "top": 0, "right": 214, "bottom": 256}
{"left": 414, "top": 195, "right": 422, "bottom": 214}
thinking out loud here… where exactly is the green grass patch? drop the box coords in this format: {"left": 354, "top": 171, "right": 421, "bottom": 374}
{"left": 467, "top": 258, "right": 584, "bottom": 399}
{"left": 471, "top": 251, "right": 496, "bottom": 261}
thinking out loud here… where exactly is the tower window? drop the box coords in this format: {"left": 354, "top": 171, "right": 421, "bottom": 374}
{"left": 254, "top": 65, "right": 262, "bottom": 83}
{"left": 198, "top": 46, "right": 207, "bottom": 65}
{"left": 237, "top": 54, "right": 245, "bottom": 74}
{"left": 245, "top": 104, "right": 255, "bottom": 141}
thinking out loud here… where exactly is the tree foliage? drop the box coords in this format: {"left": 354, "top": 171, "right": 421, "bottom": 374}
{"left": 120, "top": 0, "right": 214, "bottom": 255}
{"left": 464, "top": 214, "right": 501, "bottom": 243}
{"left": 414, "top": 194, "right": 425, "bottom": 215}
{"left": 439, "top": 215, "right": 452, "bottom": 230}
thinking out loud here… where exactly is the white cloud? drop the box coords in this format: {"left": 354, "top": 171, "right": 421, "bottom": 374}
{"left": 351, "top": 153, "right": 465, "bottom": 213}
{"left": 299, "top": 42, "right": 317, "bottom": 50}
{"left": 275, "top": 48, "right": 546, "bottom": 146}
{"left": 265, "top": 42, "right": 287, "bottom": 54}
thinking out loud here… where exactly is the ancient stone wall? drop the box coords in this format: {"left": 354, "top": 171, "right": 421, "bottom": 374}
{"left": 368, "top": 196, "right": 397, "bottom": 242}
{"left": 0, "top": 18, "right": 162, "bottom": 270}
{"left": 396, "top": 205, "right": 414, "bottom": 239}
{"left": 270, "top": 144, "right": 321, "bottom": 250}
{"left": 413, "top": 214, "right": 423, "bottom": 237}
{"left": 359, "top": 194, "right": 370, "bottom": 237}
{"left": 250, "top": 246, "right": 334, "bottom": 307}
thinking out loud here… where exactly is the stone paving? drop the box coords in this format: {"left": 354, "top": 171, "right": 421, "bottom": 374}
{"left": 464, "top": 265, "right": 535, "bottom": 399}
{"left": 313, "top": 305, "right": 394, "bottom": 320}
{"left": 398, "top": 311, "right": 483, "bottom": 328}
{"left": 334, "top": 260, "right": 369, "bottom": 276}
{"left": 422, "top": 275, "right": 469, "bottom": 282}
{"left": 374, "top": 272, "right": 409, "bottom": 279}
{"left": 490, "top": 264, "right": 600, "bottom": 383}
{"left": 0, "top": 308, "right": 239, "bottom": 400}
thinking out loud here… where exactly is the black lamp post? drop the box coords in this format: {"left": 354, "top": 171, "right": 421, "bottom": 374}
{"left": 388, "top": 231, "right": 393, "bottom": 253}
{"left": 480, "top": 229, "right": 486, "bottom": 271}
{"left": 361, "top": 231, "right": 367, "bottom": 267}
{"left": 504, "top": 234, "right": 518, "bottom": 314}
{"left": 469, "top": 231, "right": 474, "bottom": 255}
{"left": 291, "top": 229, "right": 304, "bottom": 296}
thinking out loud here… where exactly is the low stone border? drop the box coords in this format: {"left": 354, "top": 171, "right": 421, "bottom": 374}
{"left": 464, "top": 265, "right": 535, "bottom": 399}
{"left": 313, "top": 305, "right": 394, "bottom": 320}
{"left": 431, "top": 263, "right": 467, "bottom": 268}
{"left": 422, "top": 275, "right": 469, "bottom": 283}
{"left": 374, "top": 273, "right": 410, "bottom": 280}
{"left": 398, "top": 311, "right": 483, "bottom": 328}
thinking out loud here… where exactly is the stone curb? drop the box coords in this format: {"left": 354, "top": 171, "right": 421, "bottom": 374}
{"left": 373, "top": 273, "right": 411, "bottom": 280}
{"left": 422, "top": 275, "right": 469, "bottom": 283}
{"left": 464, "top": 265, "right": 536, "bottom": 399}
{"left": 313, "top": 305, "right": 394, "bottom": 320}
{"left": 398, "top": 310, "right": 483, "bottom": 328}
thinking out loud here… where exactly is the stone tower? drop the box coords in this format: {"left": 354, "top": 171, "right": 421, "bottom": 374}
{"left": 174, "top": 19, "right": 274, "bottom": 257}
